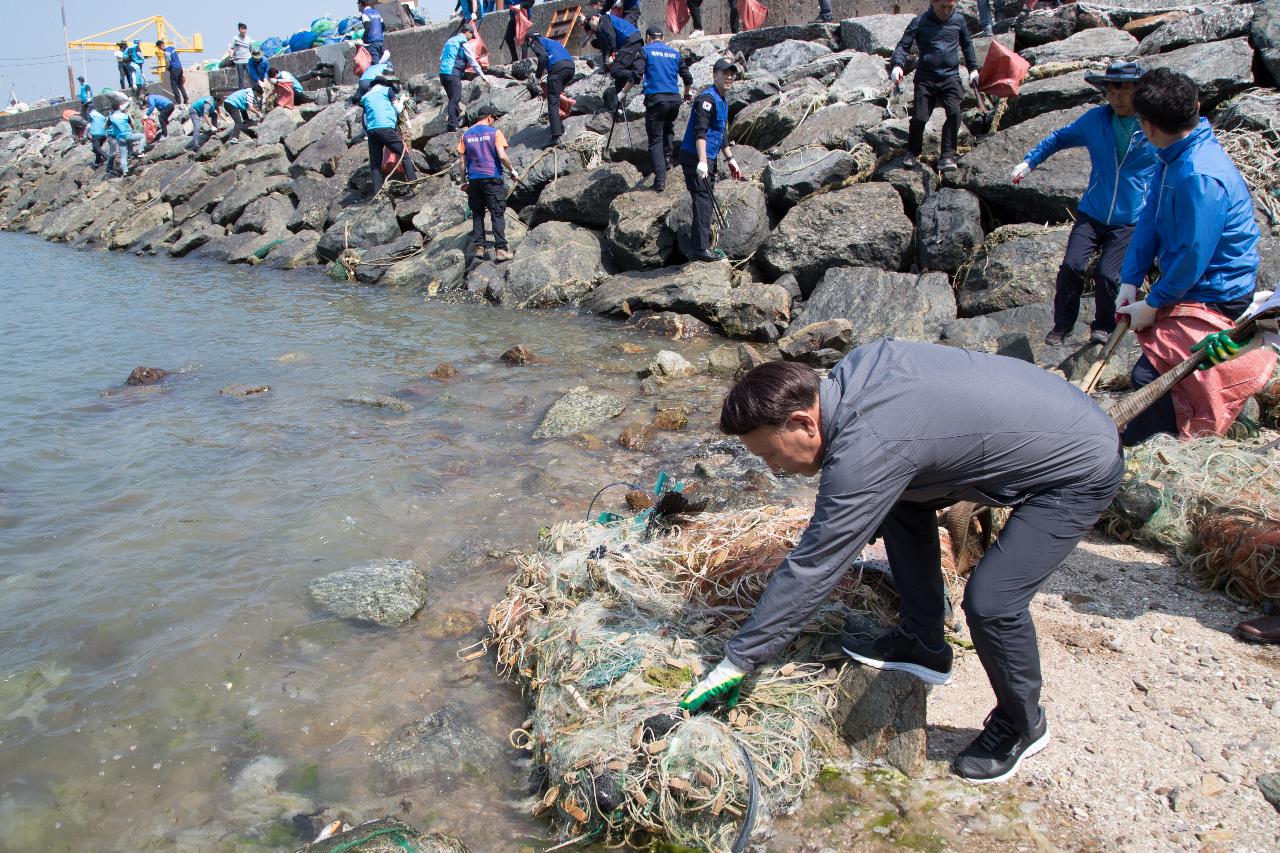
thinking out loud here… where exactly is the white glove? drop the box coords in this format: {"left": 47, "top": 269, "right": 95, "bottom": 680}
{"left": 696, "top": 160, "right": 709, "bottom": 180}
{"left": 968, "top": 69, "right": 980, "bottom": 89}
{"left": 891, "top": 67, "right": 904, "bottom": 85}
{"left": 727, "top": 158, "right": 743, "bottom": 180}
{"left": 1117, "top": 283, "right": 1139, "bottom": 308}
{"left": 1010, "top": 161, "right": 1031, "bottom": 184}
{"left": 1116, "top": 298, "right": 1159, "bottom": 331}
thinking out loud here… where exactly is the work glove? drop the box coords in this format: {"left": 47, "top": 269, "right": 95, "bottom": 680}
{"left": 696, "top": 160, "right": 709, "bottom": 180}
{"left": 679, "top": 659, "right": 745, "bottom": 712}
{"left": 890, "top": 66, "right": 904, "bottom": 86}
{"left": 614, "top": 106, "right": 626, "bottom": 122}
{"left": 727, "top": 158, "right": 743, "bottom": 181}
{"left": 1191, "top": 330, "right": 1248, "bottom": 369}
{"left": 968, "top": 69, "right": 980, "bottom": 90}
{"left": 1010, "top": 161, "right": 1031, "bottom": 184}
{"left": 460, "top": 180, "right": 469, "bottom": 194}
{"left": 1116, "top": 283, "right": 1139, "bottom": 308}
{"left": 1116, "top": 297, "right": 1158, "bottom": 331}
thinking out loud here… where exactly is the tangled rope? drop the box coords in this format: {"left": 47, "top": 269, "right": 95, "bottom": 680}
{"left": 1218, "top": 126, "right": 1280, "bottom": 234}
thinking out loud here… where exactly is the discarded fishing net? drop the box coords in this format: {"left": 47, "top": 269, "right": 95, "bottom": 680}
{"left": 1104, "top": 435, "right": 1280, "bottom": 602}
{"left": 294, "top": 817, "right": 469, "bottom": 853}
{"left": 486, "top": 506, "right": 896, "bottom": 851}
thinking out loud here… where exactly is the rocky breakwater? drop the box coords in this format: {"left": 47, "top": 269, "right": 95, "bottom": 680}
{"left": 0, "top": 6, "right": 1277, "bottom": 377}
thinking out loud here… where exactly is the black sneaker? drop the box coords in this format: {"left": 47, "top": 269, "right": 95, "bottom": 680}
{"left": 1089, "top": 328, "right": 1110, "bottom": 345}
{"left": 901, "top": 153, "right": 919, "bottom": 168}
{"left": 1043, "top": 329, "right": 1068, "bottom": 346}
{"left": 689, "top": 249, "right": 726, "bottom": 263}
{"left": 939, "top": 156, "right": 958, "bottom": 173}
{"left": 953, "top": 706, "right": 1050, "bottom": 784}
{"left": 842, "top": 626, "right": 953, "bottom": 685}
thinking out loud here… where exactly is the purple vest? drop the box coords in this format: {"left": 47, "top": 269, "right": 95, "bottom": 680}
{"left": 463, "top": 124, "right": 501, "bottom": 180}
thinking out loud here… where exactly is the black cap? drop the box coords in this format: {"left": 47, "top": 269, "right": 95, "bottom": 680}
{"left": 473, "top": 104, "right": 498, "bottom": 120}
{"left": 1083, "top": 60, "right": 1145, "bottom": 89}
{"left": 645, "top": 25, "right": 663, "bottom": 37}
{"left": 712, "top": 59, "right": 739, "bottom": 75}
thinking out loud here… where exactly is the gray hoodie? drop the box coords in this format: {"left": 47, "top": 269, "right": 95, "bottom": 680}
{"left": 724, "top": 339, "right": 1119, "bottom": 671}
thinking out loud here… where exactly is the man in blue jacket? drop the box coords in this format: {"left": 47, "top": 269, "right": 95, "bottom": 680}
{"left": 76, "top": 77, "right": 92, "bottom": 107}
{"left": 1114, "top": 68, "right": 1260, "bottom": 445}
{"left": 439, "top": 29, "right": 491, "bottom": 132}
{"left": 1012, "top": 62, "right": 1159, "bottom": 346}
{"left": 105, "top": 103, "right": 144, "bottom": 178}
{"left": 144, "top": 93, "right": 175, "bottom": 139}
{"left": 583, "top": 4, "right": 644, "bottom": 93}
{"left": 526, "top": 30, "right": 576, "bottom": 147}
{"left": 359, "top": 0, "right": 386, "bottom": 64}
{"left": 362, "top": 77, "right": 418, "bottom": 195}
{"left": 157, "top": 39, "right": 188, "bottom": 105}
{"left": 678, "top": 59, "right": 745, "bottom": 262}
{"left": 637, "top": 26, "right": 692, "bottom": 192}
{"left": 890, "top": 0, "right": 978, "bottom": 173}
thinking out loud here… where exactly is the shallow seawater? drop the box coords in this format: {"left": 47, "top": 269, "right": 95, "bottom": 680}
{"left": 0, "top": 234, "right": 744, "bottom": 852}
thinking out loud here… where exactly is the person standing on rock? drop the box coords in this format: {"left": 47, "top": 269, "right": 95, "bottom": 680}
{"left": 639, "top": 25, "right": 692, "bottom": 193}
{"left": 115, "top": 42, "right": 132, "bottom": 92}
{"left": 457, "top": 105, "right": 519, "bottom": 261}
{"left": 87, "top": 105, "right": 109, "bottom": 168}
{"left": 125, "top": 40, "right": 148, "bottom": 98}
{"left": 186, "top": 95, "right": 220, "bottom": 150}
{"left": 679, "top": 344, "right": 1124, "bottom": 783}
{"left": 144, "top": 93, "right": 176, "bottom": 139}
{"left": 228, "top": 23, "right": 253, "bottom": 91}
{"left": 157, "top": 40, "right": 188, "bottom": 105}
{"left": 221, "top": 88, "right": 260, "bottom": 145}
{"left": 105, "top": 101, "right": 144, "bottom": 178}
{"left": 1012, "top": 62, "right": 1158, "bottom": 348}
{"left": 504, "top": 0, "right": 535, "bottom": 63}
{"left": 1113, "top": 68, "right": 1267, "bottom": 446}
{"left": 362, "top": 76, "right": 418, "bottom": 195}
{"left": 678, "top": 58, "right": 744, "bottom": 263}
{"left": 77, "top": 76, "right": 92, "bottom": 107}
{"left": 440, "top": 28, "right": 490, "bottom": 133}
{"left": 889, "top": 0, "right": 978, "bottom": 173}
{"left": 525, "top": 30, "right": 575, "bottom": 147}
{"left": 359, "top": 0, "right": 387, "bottom": 64}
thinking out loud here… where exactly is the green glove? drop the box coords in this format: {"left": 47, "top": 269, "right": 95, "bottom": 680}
{"left": 1191, "top": 330, "right": 1247, "bottom": 370}
{"left": 678, "top": 659, "right": 745, "bottom": 712}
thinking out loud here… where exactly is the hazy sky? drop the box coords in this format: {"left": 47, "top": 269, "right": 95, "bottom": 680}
{"left": 3, "top": 0, "right": 455, "bottom": 102}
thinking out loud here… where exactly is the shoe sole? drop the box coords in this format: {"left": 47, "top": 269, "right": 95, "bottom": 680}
{"left": 958, "top": 729, "right": 1050, "bottom": 785}
{"left": 841, "top": 646, "right": 954, "bottom": 686}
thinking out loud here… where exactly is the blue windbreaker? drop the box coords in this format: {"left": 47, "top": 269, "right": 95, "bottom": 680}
{"left": 145, "top": 94, "right": 173, "bottom": 114}
{"left": 1023, "top": 105, "right": 1158, "bottom": 227}
{"left": 223, "top": 88, "right": 252, "bottom": 111}
{"left": 361, "top": 84, "right": 399, "bottom": 130}
{"left": 248, "top": 56, "right": 271, "bottom": 83}
{"left": 1120, "top": 119, "right": 1260, "bottom": 309}
{"left": 164, "top": 45, "right": 183, "bottom": 71}
{"left": 88, "top": 109, "right": 108, "bottom": 137}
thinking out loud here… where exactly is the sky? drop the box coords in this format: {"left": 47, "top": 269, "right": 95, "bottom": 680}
{"left": 2, "top": 0, "right": 455, "bottom": 103}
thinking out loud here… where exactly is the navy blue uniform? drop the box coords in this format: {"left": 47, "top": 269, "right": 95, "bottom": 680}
{"left": 641, "top": 41, "right": 692, "bottom": 190}
{"left": 530, "top": 36, "right": 575, "bottom": 142}
{"left": 679, "top": 85, "right": 730, "bottom": 257}
{"left": 890, "top": 8, "right": 977, "bottom": 162}
{"left": 593, "top": 15, "right": 644, "bottom": 88}
{"left": 362, "top": 4, "right": 386, "bottom": 60}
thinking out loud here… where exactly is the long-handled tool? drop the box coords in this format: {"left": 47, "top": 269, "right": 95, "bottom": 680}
{"left": 1077, "top": 315, "right": 1131, "bottom": 394}
{"left": 704, "top": 174, "right": 727, "bottom": 229}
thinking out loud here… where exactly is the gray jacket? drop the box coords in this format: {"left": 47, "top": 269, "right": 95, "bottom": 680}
{"left": 724, "top": 339, "right": 1119, "bottom": 671}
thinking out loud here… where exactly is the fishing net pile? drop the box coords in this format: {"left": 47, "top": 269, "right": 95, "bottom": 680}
{"left": 1104, "top": 435, "right": 1280, "bottom": 603}
{"left": 485, "top": 506, "right": 899, "bottom": 852}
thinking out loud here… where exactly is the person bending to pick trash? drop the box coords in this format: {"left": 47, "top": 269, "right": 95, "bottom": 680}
{"left": 525, "top": 30, "right": 576, "bottom": 148}
{"left": 1112, "top": 68, "right": 1270, "bottom": 446}
{"left": 889, "top": 0, "right": 977, "bottom": 173}
{"left": 1013, "top": 61, "right": 1158, "bottom": 347}
{"left": 680, "top": 343, "right": 1125, "bottom": 783}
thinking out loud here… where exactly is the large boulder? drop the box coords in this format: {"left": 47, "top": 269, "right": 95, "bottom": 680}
{"left": 1138, "top": 38, "right": 1254, "bottom": 110}
{"left": 308, "top": 559, "right": 428, "bottom": 627}
{"left": 1016, "top": 6, "right": 1079, "bottom": 48}
{"left": 289, "top": 129, "right": 350, "bottom": 178}
{"left": 167, "top": 219, "right": 224, "bottom": 258}
{"left": 728, "top": 80, "right": 830, "bottom": 151}
{"left": 172, "top": 169, "right": 240, "bottom": 223}
{"left": 606, "top": 184, "right": 685, "bottom": 270}
{"left": 669, "top": 182, "right": 771, "bottom": 260}
{"left": 160, "top": 163, "right": 212, "bottom": 207}
{"left": 355, "top": 231, "right": 425, "bottom": 284}
{"left": 533, "top": 387, "right": 626, "bottom": 438}
{"left": 282, "top": 101, "right": 356, "bottom": 158}
{"left": 916, "top": 188, "right": 983, "bottom": 274}
{"left": 1003, "top": 73, "right": 1101, "bottom": 127}
{"left": 715, "top": 282, "right": 793, "bottom": 341}
{"left": 728, "top": 23, "right": 839, "bottom": 55}
{"left": 759, "top": 182, "right": 914, "bottom": 293}
{"left": 497, "top": 221, "right": 613, "bottom": 308}
{"left": 532, "top": 164, "right": 642, "bottom": 228}
{"left": 955, "top": 223, "right": 1071, "bottom": 316}
{"left": 1021, "top": 28, "right": 1138, "bottom": 65}
{"left": 875, "top": 156, "right": 938, "bottom": 217}
{"left": 1255, "top": 0, "right": 1280, "bottom": 83}
{"left": 254, "top": 107, "right": 304, "bottom": 145}
{"left": 288, "top": 175, "right": 335, "bottom": 233}
{"left": 421, "top": 217, "right": 529, "bottom": 292}
{"left": 211, "top": 167, "right": 292, "bottom": 226}
{"left": 235, "top": 193, "right": 295, "bottom": 234}
{"left": 263, "top": 230, "right": 320, "bottom": 269}
{"left": 830, "top": 52, "right": 891, "bottom": 102}
{"left": 940, "top": 302, "right": 1067, "bottom": 363}
{"left": 1136, "top": 4, "right": 1254, "bottom": 55}
{"left": 106, "top": 203, "right": 173, "bottom": 251}
{"left": 771, "top": 102, "right": 884, "bottom": 153}
{"left": 763, "top": 147, "right": 861, "bottom": 208}
{"left": 206, "top": 142, "right": 289, "bottom": 177}
{"left": 789, "top": 266, "right": 955, "bottom": 348}
{"left": 950, "top": 105, "right": 1091, "bottom": 223}
{"left": 839, "top": 14, "right": 915, "bottom": 56}
{"left": 316, "top": 198, "right": 402, "bottom": 262}
{"left": 506, "top": 143, "right": 592, "bottom": 209}
{"left": 1215, "top": 90, "right": 1280, "bottom": 134}
{"left": 747, "top": 40, "right": 834, "bottom": 78}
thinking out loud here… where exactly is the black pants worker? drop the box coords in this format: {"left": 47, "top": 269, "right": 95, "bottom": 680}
{"left": 468, "top": 177, "right": 508, "bottom": 251}
{"left": 545, "top": 61, "right": 575, "bottom": 141}
{"left": 155, "top": 104, "right": 175, "bottom": 138}
{"left": 1052, "top": 212, "right": 1134, "bottom": 338}
{"left": 441, "top": 73, "right": 464, "bottom": 132}
{"left": 679, "top": 155, "right": 716, "bottom": 256}
{"left": 169, "top": 68, "right": 189, "bottom": 104}
{"left": 367, "top": 127, "right": 417, "bottom": 195}
{"left": 908, "top": 74, "right": 963, "bottom": 161}
{"left": 883, "top": 452, "right": 1123, "bottom": 735}
{"left": 90, "top": 135, "right": 107, "bottom": 166}
{"left": 645, "top": 97, "right": 680, "bottom": 190}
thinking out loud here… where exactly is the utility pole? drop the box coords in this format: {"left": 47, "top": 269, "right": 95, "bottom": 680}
{"left": 61, "top": 0, "right": 75, "bottom": 100}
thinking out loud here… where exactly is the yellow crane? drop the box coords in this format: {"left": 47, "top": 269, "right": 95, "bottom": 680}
{"left": 68, "top": 16, "right": 204, "bottom": 79}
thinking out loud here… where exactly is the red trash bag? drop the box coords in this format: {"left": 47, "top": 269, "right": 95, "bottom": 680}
{"left": 274, "top": 81, "right": 296, "bottom": 109}
{"left": 467, "top": 30, "right": 490, "bottom": 73}
{"left": 737, "top": 0, "right": 768, "bottom": 30}
{"left": 381, "top": 145, "right": 405, "bottom": 177}
{"left": 977, "top": 39, "right": 1030, "bottom": 99}
{"left": 515, "top": 8, "right": 532, "bottom": 47}
{"left": 142, "top": 117, "right": 159, "bottom": 144}
{"left": 353, "top": 45, "right": 373, "bottom": 77}
{"left": 666, "top": 0, "right": 690, "bottom": 33}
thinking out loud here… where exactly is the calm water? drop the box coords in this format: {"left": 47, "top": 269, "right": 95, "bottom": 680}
{"left": 0, "top": 234, "right": 732, "bottom": 852}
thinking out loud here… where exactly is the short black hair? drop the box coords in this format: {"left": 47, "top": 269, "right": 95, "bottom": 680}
{"left": 267, "top": 68, "right": 279, "bottom": 78}
{"left": 720, "top": 361, "right": 820, "bottom": 435}
{"left": 1134, "top": 67, "right": 1199, "bottom": 135}
{"left": 238, "top": 22, "right": 247, "bottom": 29}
